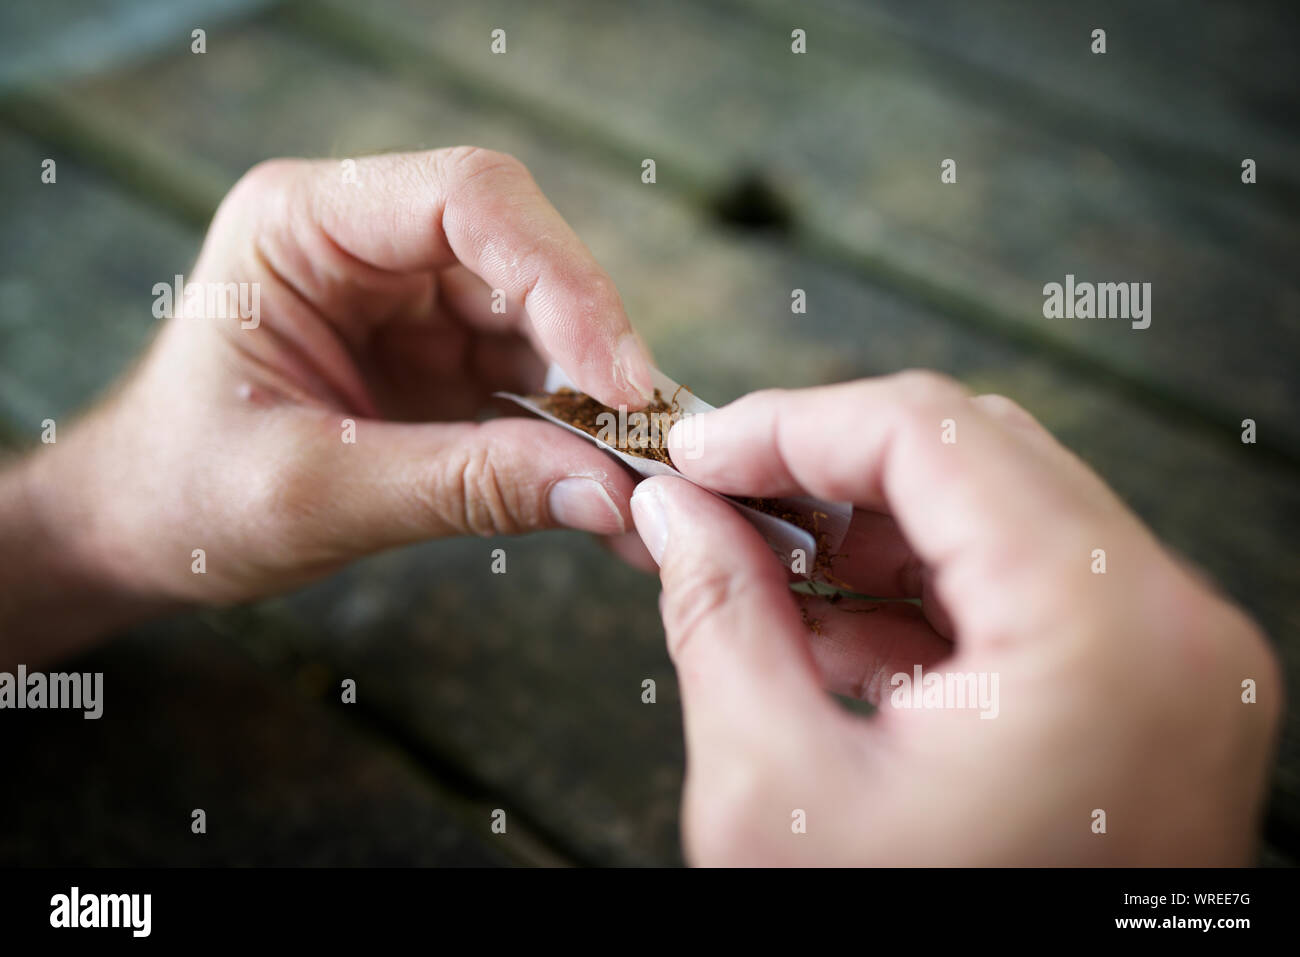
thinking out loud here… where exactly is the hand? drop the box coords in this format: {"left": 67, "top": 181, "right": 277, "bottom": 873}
{"left": 631, "top": 372, "right": 1282, "bottom": 865}
{"left": 5, "top": 148, "right": 656, "bottom": 658}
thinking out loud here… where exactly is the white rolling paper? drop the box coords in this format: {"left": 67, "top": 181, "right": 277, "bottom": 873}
{"left": 497, "top": 364, "right": 852, "bottom": 580}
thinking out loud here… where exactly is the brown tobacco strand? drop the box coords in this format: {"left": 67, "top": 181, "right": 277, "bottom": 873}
{"left": 733, "top": 496, "right": 843, "bottom": 580}
{"left": 533, "top": 385, "right": 841, "bottom": 574}
{"left": 534, "top": 387, "right": 680, "bottom": 466}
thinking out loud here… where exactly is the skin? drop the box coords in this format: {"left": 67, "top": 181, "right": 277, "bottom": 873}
{"left": 629, "top": 375, "right": 1283, "bottom": 865}
{"left": 0, "top": 149, "right": 1282, "bottom": 865}
{"left": 0, "top": 148, "right": 656, "bottom": 665}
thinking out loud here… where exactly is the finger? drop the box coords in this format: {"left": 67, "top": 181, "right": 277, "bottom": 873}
{"left": 251, "top": 149, "right": 655, "bottom": 408}
{"left": 436, "top": 263, "right": 529, "bottom": 336}
{"left": 819, "top": 511, "right": 955, "bottom": 637}
{"left": 438, "top": 267, "right": 659, "bottom": 387}
{"left": 601, "top": 530, "right": 659, "bottom": 574}
{"left": 970, "top": 392, "right": 1042, "bottom": 431}
{"left": 827, "top": 509, "right": 925, "bottom": 598}
{"left": 970, "top": 393, "right": 1070, "bottom": 460}
{"left": 630, "top": 476, "right": 840, "bottom": 761}
{"left": 274, "top": 412, "right": 639, "bottom": 559}
{"left": 798, "top": 599, "right": 952, "bottom": 704}
{"left": 668, "top": 372, "right": 1144, "bottom": 646}
{"left": 733, "top": 394, "right": 1070, "bottom": 598}
{"left": 970, "top": 392, "right": 1126, "bottom": 517}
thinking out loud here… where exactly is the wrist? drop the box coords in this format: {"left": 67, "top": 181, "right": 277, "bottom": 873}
{"left": 0, "top": 424, "right": 177, "bottom": 666}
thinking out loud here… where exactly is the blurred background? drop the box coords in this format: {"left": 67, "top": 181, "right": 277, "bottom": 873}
{"left": 0, "top": 0, "right": 1297, "bottom": 866}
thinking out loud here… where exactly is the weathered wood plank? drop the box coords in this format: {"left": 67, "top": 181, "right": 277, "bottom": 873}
{"left": 0, "top": 130, "right": 199, "bottom": 427}
{"left": 212, "top": 537, "right": 684, "bottom": 866}
{"left": 804, "top": 0, "right": 1300, "bottom": 190}
{"left": 290, "top": 0, "right": 1300, "bottom": 458}
{"left": 23, "top": 18, "right": 1300, "bottom": 862}
{"left": 0, "top": 618, "right": 527, "bottom": 866}
{"left": 0, "top": 0, "right": 273, "bottom": 90}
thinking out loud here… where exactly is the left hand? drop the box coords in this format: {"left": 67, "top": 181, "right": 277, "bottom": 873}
{"left": 25, "top": 148, "right": 656, "bottom": 613}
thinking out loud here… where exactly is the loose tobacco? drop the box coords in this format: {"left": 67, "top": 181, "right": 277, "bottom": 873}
{"left": 531, "top": 385, "right": 846, "bottom": 585}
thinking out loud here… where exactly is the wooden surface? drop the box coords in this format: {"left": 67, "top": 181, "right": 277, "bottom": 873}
{"left": 0, "top": 1, "right": 1296, "bottom": 866}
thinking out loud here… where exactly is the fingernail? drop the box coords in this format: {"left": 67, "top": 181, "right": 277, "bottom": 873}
{"left": 615, "top": 334, "right": 656, "bottom": 404}
{"left": 630, "top": 482, "right": 668, "bottom": 565}
{"left": 548, "top": 477, "right": 625, "bottom": 534}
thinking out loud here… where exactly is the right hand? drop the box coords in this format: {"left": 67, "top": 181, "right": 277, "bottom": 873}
{"left": 631, "top": 372, "right": 1282, "bottom": 865}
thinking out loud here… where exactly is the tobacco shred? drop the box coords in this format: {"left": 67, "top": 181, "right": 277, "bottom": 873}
{"left": 534, "top": 387, "right": 682, "bottom": 466}
{"left": 533, "top": 385, "right": 843, "bottom": 580}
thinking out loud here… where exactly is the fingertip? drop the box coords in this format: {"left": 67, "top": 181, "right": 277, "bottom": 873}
{"left": 631, "top": 474, "right": 716, "bottom": 567}
{"left": 637, "top": 476, "right": 826, "bottom": 726}
{"left": 632, "top": 475, "right": 782, "bottom": 584}
{"left": 560, "top": 341, "right": 651, "bottom": 411}
{"left": 548, "top": 476, "right": 627, "bottom": 535}
{"left": 666, "top": 410, "right": 718, "bottom": 477}
{"left": 630, "top": 477, "right": 673, "bottom": 565}
{"left": 613, "top": 333, "right": 656, "bottom": 407}
{"left": 480, "top": 416, "right": 637, "bottom": 533}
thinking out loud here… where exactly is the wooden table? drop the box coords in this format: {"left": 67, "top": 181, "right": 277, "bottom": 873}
{"left": 1, "top": 0, "right": 1296, "bottom": 866}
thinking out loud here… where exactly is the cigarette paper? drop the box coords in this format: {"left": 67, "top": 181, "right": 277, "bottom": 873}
{"left": 497, "top": 364, "right": 852, "bottom": 580}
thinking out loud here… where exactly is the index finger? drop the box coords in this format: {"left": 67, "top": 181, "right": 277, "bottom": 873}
{"left": 278, "top": 148, "right": 655, "bottom": 409}
{"left": 668, "top": 372, "right": 1148, "bottom": 640}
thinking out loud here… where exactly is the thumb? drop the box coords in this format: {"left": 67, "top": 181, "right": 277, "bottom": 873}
{"left": 630, "top": 476, "right": 835, "bottom": 759}
{"left": 278, "top": 413, "right": 636, "bottom": 555}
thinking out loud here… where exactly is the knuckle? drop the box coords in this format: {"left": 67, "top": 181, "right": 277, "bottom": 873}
{"left": 436, "top": 145, "right": 529, "bottom": 187}
{"left": 212, "top": 159, "right": 308, "bottom": 246}
{"left": 571, "top": 269, "right": 620, "bottom": 312}
{"left": 746, "top": 386, "right": 787, "bottom": 405}
{"left": 661, "top": 566, "right": 751, "bottom": 661}
{"left": 1209, "top": 601, "right": 1284, "bottom": 725}
{"left": 1256, "top": 636, "right": 1285, "bottom": 726}
{"left": 731, "top": 387, "right": 787, "bottom": 416}
{"left": 1130, "top": 561, "right": 1284, "bottom": 730}
{"left": 884, "top": 370, "right": 969, "bottom": 436}
{"left": 972, "top": 393, "right": 1039, "bottom": 429}
{"left": 431, "top": 442, "right": 524, "bottom": 537}
{"left": 228, "top": 158, "right": 304, "bottom": 207}
{"left": 891, "top": 369, "right": 967, "bottom": 405}
{"left": 972, "top": 391, "right": 1024, "bottom": 417}
{"left": 537, "top": 266, "right": 625, "bottom": 343}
